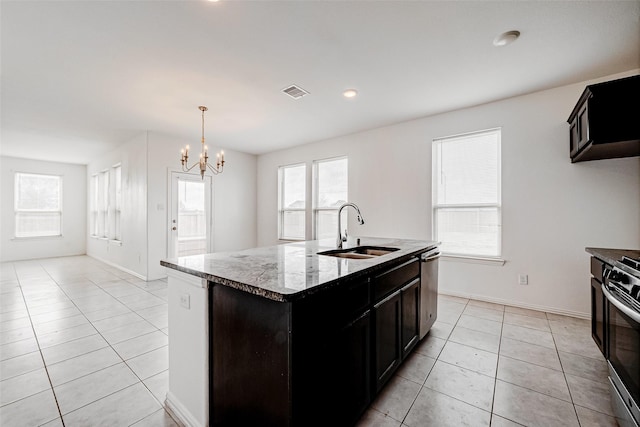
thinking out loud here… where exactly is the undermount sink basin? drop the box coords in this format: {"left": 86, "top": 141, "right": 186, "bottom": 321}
{"left": 317, "top": 246, "right": 400, "bottom": 259}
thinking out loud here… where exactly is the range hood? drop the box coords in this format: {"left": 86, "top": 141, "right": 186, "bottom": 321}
{"left": 567, "top": 74, "right": 640, "bottom": 163}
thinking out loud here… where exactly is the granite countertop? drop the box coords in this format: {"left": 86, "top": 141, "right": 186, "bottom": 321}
{"left": 161, "top": 237, "right": 438, "bottom": 302}
{"left": 586, "top": 247, "right": 640, "bottom": 277}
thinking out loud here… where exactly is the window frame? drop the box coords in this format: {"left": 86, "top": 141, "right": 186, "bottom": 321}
{"left": 93, "top": 169, "right": 110, "bottom": 240}
{"left": 111, "top": 164, "right": 122, "bottom": 243}
{"left": 312, "top": 156, "right": 348, "bottom": 240}
{"left": 90, "top": 174, "right": 99, "bottom": 237}
{"left": 432, "top": 128, "right": 502, "bottom": 260}
{"left": 14, "top": 172, "right": 63, "bottom": 239}
{"left": 277, "top": 162, "right": 307, "bottom": 241}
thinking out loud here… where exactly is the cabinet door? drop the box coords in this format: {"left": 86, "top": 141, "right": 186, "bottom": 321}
{"left": 591, "top": 277, "right": 606, "bottom": 357}
{"left": 335, "top": 311, "right": 371, "bottom": 427}
{"left": 374, "top": 290, "right": 401, "bottom": 392}
{"left": 577, "top": 103, "right": 590, "bottom": 150}
{"left": 401, "top": 278, "right": 420, "bottom": 358}
{"left": 569, "top": 119, "right": 579, "bottom": 157}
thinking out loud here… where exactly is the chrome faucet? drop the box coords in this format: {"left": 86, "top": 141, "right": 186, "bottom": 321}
{"left": 337, "top": 202, "right": 365, "bottom": 249}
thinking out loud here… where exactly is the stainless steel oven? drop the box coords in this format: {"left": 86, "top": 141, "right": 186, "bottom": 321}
{"left": 603, "top": 261, "right": 640, "bottom": 427}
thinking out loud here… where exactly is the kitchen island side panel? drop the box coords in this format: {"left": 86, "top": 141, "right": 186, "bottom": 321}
{"left": 166, "top": 269, "right": 209, "bottom": 427}
{"left": 211, "top": 283, "right": 292, "bottom": 427}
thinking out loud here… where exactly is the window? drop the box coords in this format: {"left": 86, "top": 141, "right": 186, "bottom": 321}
{"left": 90, "top": 174, "right": 99, "bottom": 236}
{"left": 177, "top": 178, "right": 207, "bottom": 256}
{"left": 112, "top": 165, "right": 122, "bottom": 241}
{"left": 96, "top": 170, "right": 109, "bottom": 238}
{"left": 433, "top": 128, "right": 501, "bottom": 258}
{"left": 90, "top": 165, "right": 122, "bottom": 241}
{"left": 14, "top": 173, "right": 62, "bottom": 238}
{"left": 313, "top": 157, "right": 348, "bottom": 240}
{"left": 278, "top": 163, "right": 306, "bottom": 240}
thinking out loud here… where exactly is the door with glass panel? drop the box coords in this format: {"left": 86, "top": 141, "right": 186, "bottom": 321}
{"left": 169, "top": 172, "right": 213, "bottom": 258}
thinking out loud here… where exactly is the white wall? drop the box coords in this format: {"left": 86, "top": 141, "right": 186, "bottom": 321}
{"left": 1, "top": 156, "right": 87, "bottom": 262}
{"left": 86, "top": 132, "right": 149, "bottom": 279}
{"left": 85, "top": 131, "right": 258, "bottom": 281}
{"left": 257, "top": 70, "right": 640, "bottom": 316}
{"left": 146, "top": 131, "right": 257, "bottom": 280}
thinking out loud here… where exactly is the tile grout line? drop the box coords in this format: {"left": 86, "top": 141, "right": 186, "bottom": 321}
{"left": 53, "top": 264, "right": 171, "bottom": 416}
{"left": 33, "top": 260, "right": 166, "bottom": 424}
{"left": 9, "top": 261, "right": 66, "bottom": 427}
{"left": 71, "top": 272, "right": 171, "bottom": 421}
{"left": 488, "top": 304, "right": 504, "bottom": 426}
{"left": 549, "top": 313, "right": 583, "bottom": 427}
{"left": 402, "top": 298, "right": 480, "bottom": 425}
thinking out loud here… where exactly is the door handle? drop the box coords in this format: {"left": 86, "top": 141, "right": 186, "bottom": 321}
{"left": 172, "top": 227, "right": 177, "bottom": 231}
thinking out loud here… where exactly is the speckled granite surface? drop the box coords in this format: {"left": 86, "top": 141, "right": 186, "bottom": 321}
{"left": 161, "top": 237, "right": 438, "bottom": 302}
{"left": 586, "top": 247, "right": 640, "bottom": 277}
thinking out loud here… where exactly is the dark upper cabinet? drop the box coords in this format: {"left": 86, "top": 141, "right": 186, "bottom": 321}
{"left": 567, "top": 74, "right": 640, "bottom": 163}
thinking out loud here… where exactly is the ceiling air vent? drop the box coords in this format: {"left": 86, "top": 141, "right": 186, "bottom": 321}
{"left": 282, "top": 84, "right": 309, "bottom": 100}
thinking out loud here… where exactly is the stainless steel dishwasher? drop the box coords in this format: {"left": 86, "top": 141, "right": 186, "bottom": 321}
{"left": 419, "top": 246, "right": 440, "bottom": 339}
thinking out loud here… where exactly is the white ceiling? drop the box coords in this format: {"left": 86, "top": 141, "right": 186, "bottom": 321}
{"left": 2, "top": 1, "right": 639, "bottom": 164}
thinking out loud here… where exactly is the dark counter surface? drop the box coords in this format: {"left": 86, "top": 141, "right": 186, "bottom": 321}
{"left": 586, "top": 247, "right": 640, "bottom": 277}
{"left": 161, "top": 237, "right": 438, "bottom": 302}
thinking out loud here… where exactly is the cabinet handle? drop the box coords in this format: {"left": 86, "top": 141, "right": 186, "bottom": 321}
{"left": 602, "top": 284, "right": 640, "bottom": 323}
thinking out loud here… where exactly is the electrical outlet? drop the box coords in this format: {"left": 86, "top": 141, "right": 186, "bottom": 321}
{"left": 180, "top": 293, "right": 190, "bottom": 309}
{"left": 518, "top": 274, "right": 528, "bottom": 285}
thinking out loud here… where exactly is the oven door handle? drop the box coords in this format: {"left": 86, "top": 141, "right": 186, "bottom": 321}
{"left": 602, "top": 283, "right": 640, "bottom": 324}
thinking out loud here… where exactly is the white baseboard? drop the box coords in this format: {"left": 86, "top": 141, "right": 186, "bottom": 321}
{"left": 87, "top": 254, "right": 147, "bottom": 281}
{"left": 439, "top": 289, "right": 590, "bottom": 319}
{"left": 165, "top": 392, "right": 203, "bottom": 427}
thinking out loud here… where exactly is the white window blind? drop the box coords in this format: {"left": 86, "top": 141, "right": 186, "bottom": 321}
{"left": 96, "top": 170, "right": 109, "bottom": 238}
{"left": 14, "top": 173, "right": 62, "bottom": 238}
{"left": 113, "top": 165, "right": 122, "bottom": 241}
{"left": 433, "top": 128, "right": 501, "bottom": 257}
{"left": 90, "top": 174, "right": 98, "bottom": 236}
{"left": 278, "top": 163, "right": 306, "bottom": 240}
{"left": 313, "top": 157, "right": 348, "bottom": 240}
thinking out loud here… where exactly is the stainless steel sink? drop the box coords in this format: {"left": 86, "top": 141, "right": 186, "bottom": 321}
{"left": 317, "top": 246, "right": 400, "bottom": 259}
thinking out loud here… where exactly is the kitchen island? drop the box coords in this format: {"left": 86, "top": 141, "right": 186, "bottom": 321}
{"left": 161, "top": 237, "right": 439, "bottom": 427}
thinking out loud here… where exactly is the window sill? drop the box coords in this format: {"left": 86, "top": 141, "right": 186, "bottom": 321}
{"left": 440, "top": 254, "right": 506, "bottom": 266}
{"left": 11, "top": 235, "right": 63, "bottom": 241}
{"left": 90, "top": 236, "right": 110, "bottom": 241}
{"left": 278, "top": 238, "right": 305, "bottom": 243}
{"left": 109, "top": 240, "right": 122, "bottom": 246}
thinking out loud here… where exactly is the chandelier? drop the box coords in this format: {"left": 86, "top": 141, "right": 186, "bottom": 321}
{"left": 180, "top": 106, "right": 225, "bottom": 179}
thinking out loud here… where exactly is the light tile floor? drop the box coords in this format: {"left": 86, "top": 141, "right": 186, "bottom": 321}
{"left": 358, "top": 296, "right": 616, "bottom": 427}
{"left": 0, "top": 256, "right": 175, "bottom": 427}
{"left": 1, "top": 256, "right": 614, "bottom": 426}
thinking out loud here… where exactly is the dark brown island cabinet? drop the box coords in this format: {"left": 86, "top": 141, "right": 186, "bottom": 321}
{"left": 211, "top": 254, "right": 430, "bottom": 427}
{"left": 567, "top": 74, "right": 640, "bottom": 163}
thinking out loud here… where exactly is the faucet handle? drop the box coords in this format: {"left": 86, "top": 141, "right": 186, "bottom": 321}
{"left": 342, "top": 229, "right": 348, "bottom": 242}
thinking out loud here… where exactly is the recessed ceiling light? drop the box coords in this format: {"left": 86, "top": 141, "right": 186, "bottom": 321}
{"left": 207, "top": 0, "right": 220, "bottom": 2}
{"left": 493, "top": 30, "right": 520, "bottom": 47}
{"left": 343, "top": 89, "right": 358, "bottom": 98}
